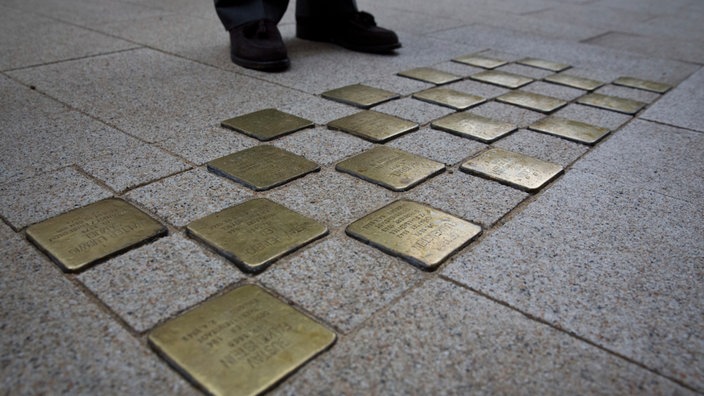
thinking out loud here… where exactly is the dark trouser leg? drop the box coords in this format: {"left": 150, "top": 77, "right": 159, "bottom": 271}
{"left": 295, "top": 0, "right": 358, "bottom": 18}
{"left": 214, "top": 0, "right": 290, "bottom": 31}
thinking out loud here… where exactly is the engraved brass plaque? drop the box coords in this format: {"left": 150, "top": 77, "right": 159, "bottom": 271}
{"left": 187, "top": 199, "right": 327, "bottom": 273}
{"left": 397, "top": 67, "right": 462, "bottom": 85}
{"left": 149, "top": 284, "right": 336, "bottom": 396}
{"left": 431, "top": 112, "right": 516, "bottom": 143}
{"left": 461, "top": 148, "right": 563, "bottom": 192}
{"left": 469, "top": 70, "right": 533, "bottom": 89}
{"left": 347, "top": 200, "right": 480, "bottom": 270}
{"left": 529, "top": 116, "right": 610, "bottom": 145}
{"left": 336, "top": 146, "right": 445, "bottom": 191}
{"left": 517, "top": 57, "right": 570, "bottom": 72}
{"left": 208, "top": 145, "right": 319, "bottom": 191}
{"left": 577, "top": 93, "right": 646, "bottom": 115}
{"left": 452, "top": 54, "right": 507, "bottom": 69}
{"left": 412, "top": 88, "right": 486, "bottom": 110}
{"left": 26, "top": 199, "right": 166, "bottom": 272}
{"left": 327, "top": 110, "right": 418, "bottom": 143}
{"left": 321, "top": 84, "right": 399, "bottom": 109}
{"left": 221, "top": 109, "right": 314, "bottom": 141}
{"left": 496, "top": 91, "right": 567, "bottom": 113}
{"left": 544, "top": 74, "right": 604, "bottom": 91}
{"left": 613, "top": 77, "right": 671, "bottom": 94}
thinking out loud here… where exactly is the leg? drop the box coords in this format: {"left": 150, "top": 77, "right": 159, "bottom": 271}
{"left": 295, "top": 0, "right": 358, "bottom": 18}
{"left": 215, "top": 0, "right": 290, "bottom": 30}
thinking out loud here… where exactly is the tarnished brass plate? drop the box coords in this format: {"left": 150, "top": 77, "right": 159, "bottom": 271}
{"left": 613, "top": 77, "right": 671, "bottom": 93}
{"left": 221, "top": 109, "right": 314, "bottom": 141}
{"left": 469, "top": 70, "right": 533, "bottom": 89}
{"left": 397, "top": 67, "right": 462, "bottom": 85}
{"left": 452, "top": 54, "right": 507, "bottom": 69}
{"left": 577, "top": 93, "right": 646, "bottom": 115}
{"left": 529, "top": 116, "right": 610, "bottom": 145}
{"left": 336, "top": 146, "right": 445, "bottom": 191}
{"left": 187, "top": 199, "right": 327, "bottom": 273}
{"left": 327, "top": 110, "right": 418, "bottom": 143}
{"left": 461, "top": 148, "right": 563, "bottom": 192}
{"left": 346, "top": 200, "right": 481, "bottom": 270}
{"left": 26, "top": 199, "right": 166, "bottom": 272}
{"left": 321, "top": 84, "right": 399, "bottom": 109}
{"left": 412, "top": 88, "right": 486, "bottom": 110}
{"left": 208, "top": 145, "right": 319, "bottom": 191}
{"left": 149, "top": 284, "right": 336, "bottom": 396}
{"left": 544, "top": 74, "right": 604, "bottom": 91}
{"left": 496, "top": 91, "right": 567, "bottom": 113}
{"left": 431, "top": 112, "right": 516, "bottom": 143}
{"left": 517, "top": 57, "right": 570, "bottom": 72}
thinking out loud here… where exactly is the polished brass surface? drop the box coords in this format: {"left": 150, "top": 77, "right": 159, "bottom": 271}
{"left": 529, "top": 116, "right": 610, "bottom": 145}
{"left": 346, "top": 200, "right": 481, "bottom": 270}
{"left": 327, "top": 110, "right": 418, "bottom": 143}
{"left": 431, "top": 112, "right": 516, "bottom": 143}
{"left": 397, "top": 67, "right": 462, "bottom": 85}
{"left": 321, "top": 84, "right": 399, "bottom": 108}
{"left": 412, "top": 88, "right": 485, "bottom": 110}
{"left": 149, "top": 284, "right": 336, "bottom": 396}
{"left": 577, "top": 93, "right": 646, "bottom": 115}
{"left": 469, "top": 70, "right": 533, "bottom": 89}
{"left": 613, "top": 77, "right": 671, "bottom": 93}
{"left": 496, "top": 91, "right": 567, "bottom": 113}
{"left": 461, "top": 148, "right": 563, "bottom": 192}
{"left": 452, "top": 54, "right": 507, "bottom": 69}
{"left": 26, "top": 199, "right": 166, "bottom": 272}
{"left": 208, "top": 145, "right": 319, "bottom": 191}
{"left": 517, "top": 57, "right": 570, "bottom": 72}
{"left": 544, "top": 74, "right": 604, "bottom": 91}
{"left": 186, "top": 199, "right": 327, "bottom": 273}
{"left": 336, "top": 146, "right": 445, "bottom": 191}
{"left": 221, "top": 109, "right": 314, "bottom": 141}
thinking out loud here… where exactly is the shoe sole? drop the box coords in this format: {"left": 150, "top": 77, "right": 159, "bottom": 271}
{"left": 231, "top": 53, "right": 290, "bottom": 72}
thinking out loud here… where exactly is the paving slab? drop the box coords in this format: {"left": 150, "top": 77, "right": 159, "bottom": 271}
{"left": 554, "top": 103, "right": 633, "bottom": 131}
{"left": 469, "top": 101, "right": 545, "bottom": 128}
{"left": 387, "top": 127, "right": 486, "bottom": 165}
{"left": 271, "top": 127, "right": 373, "bottom": 166}
{"left": 373, "top": 97, "right": 454, "bottom": 125}
{"left": 585, "top": 32, "right": 704, "bottom": 65}
{"left": 642, "top": 67, "right": 704, "bottom": 133}
{"left": 156, "top": 125, "right": 259, "bottom": 166}
{"left": 492, "top": 129, "right": 590, "bottom": 167}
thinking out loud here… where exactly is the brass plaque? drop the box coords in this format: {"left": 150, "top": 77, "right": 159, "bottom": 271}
{"left": 613, "top": 77, "right": 671, "bottom": 94}
{"left": 208, "top": 145, "right": 319, "bottom": 191}
{"left": 577, "top": 93, "right": 646, "bottom": 115}
{"left": 336, "top": 146, "right": 445, "bottom": 191}
{"left": 321, "top": 84, "right": 399, "bottom": 109}
{"left": 397, "top": 67, "right": 462, "bottom": 85}
{"left": 347, "top": 200, "right": 481, "bottom": 270}
{"left": 431, "top": 112, "right": 516, "bottom": 143}
{"left": 327, "top": 110, "right": 418, "bottom": 143}
{"left": 461, "top": 148, "right": 563, "bottom": 192}
{"left": 412, "top": 88, "right": 486, "bottom": 110}
{"left": 221, "top": 109, "right": 314, "bottom": 141}
{"left": 149, "top": 284, "right": 336, "bottom": 396}
{"left": 544, "top": 74, "right": 604, "bottom": 91}
{"left": 187, "top": 199, "right": 327, "bottom": 273}
{"left": 517, "top": 57, "right": 570, "bottom": 72}
{"left": 26, "top": 199, "right": 166, "bottom": 272}
{"left": 496, "top": 91, "right": 567, "bottom": 113}
{"left": 469, "top": 70, "right": 533, "bottom": 89}
{"left": 452, "top": 54, "right": 507, "bottom": 69}
{"left": 529, "top": 116, "right": 610, "bottom": 145}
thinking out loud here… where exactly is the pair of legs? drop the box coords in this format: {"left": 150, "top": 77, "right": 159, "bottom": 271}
{"left": 215, "top": 0, "right": 359, "bottom": 30}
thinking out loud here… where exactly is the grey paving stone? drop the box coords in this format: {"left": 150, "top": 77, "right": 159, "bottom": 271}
{"left": 522, "top": 81, "right": 586, "bottom": 101}
{"left": 276, "top": 278, "right": 693, "bottom": 395}
{"left": 444, "top": 79, "right": 510, "bottom": 99}
{"left": 469, "top": 101, "right": 545, "bottom": 128}
{"left": 362, "top": 74, "right": 433, "bottom": 96}
{"left": 271, "top": 127, "right": 373, "bottom": 166}
{"left": 492, "top": 129, "right": 589, "bottom": 167}
{"left": 259, "top": 236, "right": 423, "bottom": 333}
{"left": 264, "top": 169, "right": 395, "bottom": 229}
{"left": 124, "top": 168, "right": 253, "bottom": 227}
{"left": 595, "top": 84, "right": 662, "bottom": 104}
{"left": 156, "top": 125, "right": 259, "bottom": 166}
{"left": 403, "top": 171, "right": 528, "bottom": 227}
{"left": 373, "top": 97, "right": 454, "bottom": 125}
{"left": 77, "top": 234, "right": 244, "bottom": 333}
{"left": 386, "top": 127, "right": 486, "bottom": 165}
{"left": 0, "top": 167, "right": 112, "bottom": 230}
{"left": 496, "top": 63, "right": 555, "bottom": 79}
{"left": 443, "top": 171, "right": 704, "bottom": 393}
{"left": 554, "top": 104, "right": 632, "bottom": 130}
{"left": 527, "top": 3, "right": 654, "bottom": 31}
{"left": 0, "top": 74, "right": 69, "bottom": 121}
{"left": 585, "top": 31, "right": 704, "bottom": 65}
{"left": 0, "top": 240, "right": 196, "bottom": 395}
{"left": 642, "top": 67, "right": 704, "bottom": 133}
{"left": 431, "top": 61, "right": 483, "bottom": 78}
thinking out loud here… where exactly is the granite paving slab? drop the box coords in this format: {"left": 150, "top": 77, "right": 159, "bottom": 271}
{"left": 386, "top": 127, "right": 487, "bottom": 165}
{"left": 554, "top": 104, "right": 632, "bottom": 131}
{"left": 469, "top": 101, "right": 545, "bottom": 128}
{"left": 585, "top": 31, "right": 704, "bottom": 64}
{"left": 492, "top": 129, "right": 590, "bottom": 167}
{"left": 156, "top": 126, "right": 259, "bottom": 166}
{"left": 271, "top": 127, "right": 374, "bottom": 166}
{"left": 595, "top": 84, "right": 662, "bottom": 104}
{"left": 642, "top": 67, "right": 704, "bottom": 133}
{"left": 372, "top": 98, "right": 455, "bottom": 125}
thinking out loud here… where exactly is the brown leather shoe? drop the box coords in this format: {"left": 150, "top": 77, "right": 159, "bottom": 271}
{"left": 229, "top": 19, "right": 290, "bottom": 71}
{"left": 296, "top": 11, "right": 401, "bottom": 53}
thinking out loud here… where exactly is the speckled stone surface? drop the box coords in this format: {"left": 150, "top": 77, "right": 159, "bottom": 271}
{"left": 77, "top": 234, "right": 244, "bottom": 333}
{"left": 386, "top": 128, "right": 486, "bottom": 165}
{"left": 595, "top": 84, "right": 661, "bottom": 104}
{"left": 642, "top": 67, "right": 704, "bottom": 133}
{"left": 362, "top": 74, "right": 433, "bottom": 96}
{"left": 156, "top": 126, "right": 259, "bottom": 165}
{"left": 444, "top": 79, "right": 511, "bottom": 99}
{"left": 469, "top": 101, "right": 545, "bottom": 128}
{"left": 554, "top": 104, "right": 633, "bottom": 130}
{"left": 373, "top": 97, "right": 454, "bottom": 125}
{"left": 496, "top": 63, "right": 555, "bottom": 79}
{"left": 492, "top": 129, "right": 590, "bottom": 167}
{"left": 271, "top": 127, "right": 373, "bottom": 166}
{"left": 522, "top": 81, "right": 586, "bottom": 101}
{"left": 275, "top": 278, "right": 692, "bottom": 395}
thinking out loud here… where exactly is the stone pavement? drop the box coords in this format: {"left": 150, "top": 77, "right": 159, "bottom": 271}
{"left": 1, "top": 0, "right": 703, "bottom": 394}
